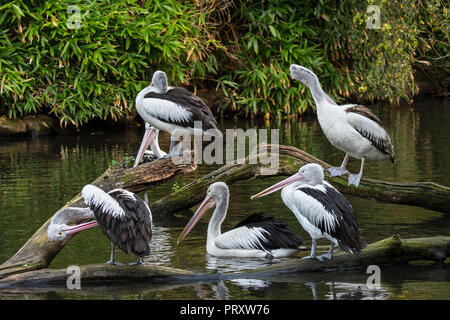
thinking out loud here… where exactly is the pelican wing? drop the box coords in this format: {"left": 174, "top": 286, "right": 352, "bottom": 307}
{"left": 215, "top": 213, "right": 303, "bottom": 251}
{"left": 144, "top": 87, "right": 217, "bottom": 131}
{"left": 345, "top": 105, "right": 395, "bottom": 161}
{"left": 82, "top": 185, "right": 152, "bottom": 256}
{"left": 293, "top": 183, "right": 365, "bottom": 254}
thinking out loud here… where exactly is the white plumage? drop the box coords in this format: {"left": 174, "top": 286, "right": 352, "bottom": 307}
{"left": 252, "top": 163, "right": 366, "bottom": 261}
{"left": 178, "top": 182, "right": 304, "bottom": 258}
{"left": 290, "top": 64, "right": 395, "bottom": 187}
{"left": 134, "top": 70, "right": 219, "bottom": 162}
{"left": 81, "top": 185, "right": 125, "bottom": 218}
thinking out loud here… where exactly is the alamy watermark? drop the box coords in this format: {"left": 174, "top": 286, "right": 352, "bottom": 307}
{"left": 170, "top": 122, "right": 280, "bottom": 175}
{"left": 366, "top": 5, "right": 381, "bottom": 29}
{"left": 66, "top": 265, "right": 81, "bottom": 289}
{"left": 366, "top": 265, "right": 381, "bottom": 289}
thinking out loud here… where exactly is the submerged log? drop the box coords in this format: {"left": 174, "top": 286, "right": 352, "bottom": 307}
{"left": 0, "top": 235, "right": 448, "bottom": 288}
{"left": 0, "top": 156, "right": 197, "bottom": 279}
{"left": 1, "top": 144, "right": 448, "bottom": 280}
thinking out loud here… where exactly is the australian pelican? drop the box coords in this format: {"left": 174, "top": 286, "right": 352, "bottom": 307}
{"left": 48, "top": 185, "right": 152, "bottom": 265}
{"left": 177, "top": 182, "right": 304, "bottom": 258}
{"left": 251, "top": 163, "right": 366, "bottom": 261}
{"left": 290, "top": 64, "right": 395, "bottom": 187}
{"left": 134, "top": 70, "right": 219, "bottom": 163}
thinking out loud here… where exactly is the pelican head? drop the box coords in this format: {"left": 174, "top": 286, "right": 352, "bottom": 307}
{"left": 289, "top": 64, "right": 320, "bottom": 87}
{"left": 251, "top": 163, "right": 324, "bottom": 199}
{"left": 177, "top": 182, "right": 229, "bottom": 244}
{"left": 47, "top": 207, "right": 98, "bottom": 242}
{"left": 150, "top": 70, "right": 168, "bottom": 93}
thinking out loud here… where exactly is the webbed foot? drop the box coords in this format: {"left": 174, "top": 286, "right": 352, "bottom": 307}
{"left": 327, "top": 166, "right": 349, "bottom": 177}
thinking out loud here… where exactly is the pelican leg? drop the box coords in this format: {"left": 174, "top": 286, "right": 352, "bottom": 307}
{"left": 327, "top": 154, "right": 350, "bottom": 177}
{"left": 348, "top": 157, "right": 365, "bottom": 188}
{"left": 160, "top": 139, "right": 177, "bottom": 159}
{"left": 174, "top": 136, "right": 184, "bottom": 156}
{"left": 106, "top": 242, "right": 122, "bottom": 266}
{"left": 129, "top": 256, "right": 144, "bottom": 266}
{"left": 317, "top": 243, "right": 334, "bottom": 261}
{"left": 301, "top": 239, "right": 317, "bottom": 260}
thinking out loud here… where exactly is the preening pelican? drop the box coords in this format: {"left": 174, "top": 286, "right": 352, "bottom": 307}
{"left": 135, "top": 70, "right": 219, "bottom": 163}
{"left": 251, "top": 163, "right": 366, "bottom": 261}
{"left": 290, "top": 64, "right": 395, "bottom": 187}
{"left": 48, "top": 185, "right": 152, "bottom": 265}
{"left": 178, "top": 182, "right": 304, "bottom": 258}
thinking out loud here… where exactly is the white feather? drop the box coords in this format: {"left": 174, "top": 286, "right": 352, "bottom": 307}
{"left": 140, "top": 98, "right": 192, "bottom": 124}
{"left": 281, "top": 183, "right": 339, "bottom": 242}
{"left": 81, "top": 185, "right": 125, "bottom": 218}
{"left": 214, "top": 226, "right": 270, "bottom": 251}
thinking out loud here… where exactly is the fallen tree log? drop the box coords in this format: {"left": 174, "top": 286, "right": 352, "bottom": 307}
{"left": 151, "top": 144, "right": 450, "bottom": 215}
{"left": 0, "top": 235, "right": 447, "bottom": 288}
{"left": 1, "top": 144, "right": 448, "bottom": 280}
{"left": 0, "top": 156, "right": 197, "bottom": 279}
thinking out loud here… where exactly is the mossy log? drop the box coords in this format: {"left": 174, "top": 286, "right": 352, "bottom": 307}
{"left": 0, "top": 156, "right": 197, "bottom": 279}
{"left": 1, "top": 144, "right": 448, "bottom": 281}
{"left": 0, "top": 235, "right": 448, "bottom": 288}
{"left": 151, "top": 144, "right": 450, "bottom": 215}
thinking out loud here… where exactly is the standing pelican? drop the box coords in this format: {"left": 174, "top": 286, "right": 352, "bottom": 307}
{"left": 135, "top": 70, "right": 219, "bottom": 163}
{"left": 47, "top": 185, "right": 153, "bottom": 265}
{"left": 290, "top": 64, "right": 395, "bottom": 187}
{"left": 178, "top": 182, "right": 304, "bottom": 258}
{"left": 251, "top": 163, "right": 366, "bottom": 261}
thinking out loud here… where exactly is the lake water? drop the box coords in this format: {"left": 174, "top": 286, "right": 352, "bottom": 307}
{"left": 0, "top": 96, "right": 449, "bottom": 300}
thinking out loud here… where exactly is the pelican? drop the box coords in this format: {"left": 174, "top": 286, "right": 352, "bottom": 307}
{"left": 251, "top": 163, "right": 366, "bottom": 261}
{"left": 177, "top": 182, "right": 304, "bottom": 258}
{"left": 290, "top": 64, "right": 395, "bottom": 187}
{"left": 48, "top": 185, "right": 152, "bottom": 265}
{"left": 135, "top": 70, "right": 219, "bottom": 163}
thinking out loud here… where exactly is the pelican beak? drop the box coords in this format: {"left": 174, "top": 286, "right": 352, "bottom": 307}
{"left": 61, "top": 220, "right": 98, "bottom": 235}
{"left": 133, "top": 126, "right": 157, "bottom": 167}
{"left": 250, "top": 173, "right": 305, "bottom": 199}
{"left": 177, "top": 195, "right": 216, "bottom": 244}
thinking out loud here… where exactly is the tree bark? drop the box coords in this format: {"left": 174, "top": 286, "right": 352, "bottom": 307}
{"left": 0, "top": 156, "right": 197, "bottom": 279}
{"left": 0, "top": 235, "right": 447, "bottom": 288}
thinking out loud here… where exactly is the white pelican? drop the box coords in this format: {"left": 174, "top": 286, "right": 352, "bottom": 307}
{"left": 135, "top": 70, "right": 219, "bottom": 163}
{"left": 290, "top": 64, "right": 395, "bottom": 187}
{"left": 48, "top": 185, "right": 152, "bottom": 265}
{"left": 177, "top": 182, "right": 304, "bottom": 258}
{"left": 251, "top": 163, "right": 366, "bottom": 261}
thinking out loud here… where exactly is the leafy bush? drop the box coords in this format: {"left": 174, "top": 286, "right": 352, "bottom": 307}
{"left": 0, "top": 0, "right": 447, "bottom": 124}
{"left": 0, "top": 0, "right": 221, "bottom": 126}
{"left": 216, "top": 0, "right": 448, "bottom": 116}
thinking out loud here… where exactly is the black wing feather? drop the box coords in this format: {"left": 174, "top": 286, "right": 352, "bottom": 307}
{"left": 346, "top": 105, "right": 395, "bottom": 162}
{"left": 144, "top": 87, "right": 218, "bottom": 131}
{"left": 299, "top": 185, "right": 366, "bottom": 254}
{"left": 90, "top": 189, "right": 152, "bottom": 257}
{"left": 233, "top": 213, "right": 303, "bottom": 250}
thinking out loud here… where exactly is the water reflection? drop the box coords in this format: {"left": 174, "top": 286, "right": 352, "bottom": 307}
{"left": 0, "top": 97, "right": 449, "bottom": 300}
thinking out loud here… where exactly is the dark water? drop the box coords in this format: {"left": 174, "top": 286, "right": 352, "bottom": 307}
{"left": 0, "top": 97, "right": 449, "bottom": 300}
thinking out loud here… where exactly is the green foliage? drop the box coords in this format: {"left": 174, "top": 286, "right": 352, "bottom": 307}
{"left": 122, "top": 155, "right": 135, "bottom": 168}
{"left": 0, "top": 0, "right": 447, "bottom": 123}
{"left": 216, "top": 0, "right": 448, "bottom": 115}
{"left": 216, "top": 1, "right": 343, "bottom": 117}
{"left": 0, "top": 0, "right": 221, "bottom": 126}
